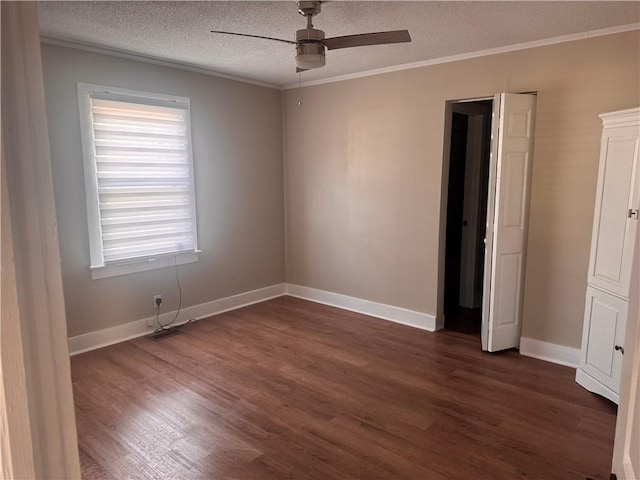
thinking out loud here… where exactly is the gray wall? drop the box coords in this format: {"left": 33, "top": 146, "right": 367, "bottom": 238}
{"left": 42, "top": 44, "right": 285, "bottom": 337}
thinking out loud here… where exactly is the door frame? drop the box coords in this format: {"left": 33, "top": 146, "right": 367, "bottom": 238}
{"left": 437, "top": 93, "right": 537, "bottom": 339}
{"left": 612, "top": 121, "right": 640, "bottom": 479}
{"left": 436, "top": 96, "right": 493, "bottom": 329}
{"left": 1, "top": 3, "right": 81, "bottom": 478}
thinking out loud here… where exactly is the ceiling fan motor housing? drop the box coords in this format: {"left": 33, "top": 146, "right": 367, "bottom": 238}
{"left": 295, "top": 28, "right": 325, "bottom": 69}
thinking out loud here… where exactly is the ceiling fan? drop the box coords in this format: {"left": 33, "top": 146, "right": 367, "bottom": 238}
{"left": 211, "top": 1, "right": 411, "bottom": 72}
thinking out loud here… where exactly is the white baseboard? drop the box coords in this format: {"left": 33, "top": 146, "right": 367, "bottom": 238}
{"left": 68, "top": 283, "right": 287, "bottom": 356}
{"left": 575, "top": 368, "right": 619, "bottom": 404}
{"left": 286, "top": 284, "right": 437, "bottom": 332}
{"left": 519, "top": 336, "right": 581, "bottom": 368}
{"left": 69, "top": 283, "right": 577, "bottom": 374}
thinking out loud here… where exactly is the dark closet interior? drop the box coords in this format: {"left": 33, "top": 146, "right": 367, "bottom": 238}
{"left": 444, "top": 100, "right": 492, "bottom": 335}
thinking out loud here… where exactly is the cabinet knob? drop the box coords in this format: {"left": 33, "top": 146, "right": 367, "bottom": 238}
{"left": 615, "top": 345, "right": 624, "bottom": 355}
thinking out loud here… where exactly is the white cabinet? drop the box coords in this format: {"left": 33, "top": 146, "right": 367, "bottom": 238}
{"left": 577, "top": 286, "right": 628, "bottom": 399}
{"left": 577, "top": 107, "right": 640, "bottom": 404}
{"left": 588, "top": 119, "right": 640, "bottom": 297}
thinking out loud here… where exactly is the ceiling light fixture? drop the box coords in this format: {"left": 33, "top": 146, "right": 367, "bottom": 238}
{"left": 295, "top": 28, "right": 325, "bottom": 70}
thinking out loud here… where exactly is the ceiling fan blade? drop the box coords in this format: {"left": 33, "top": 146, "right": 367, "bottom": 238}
{"left": 210, "top": 30, "right": 298, "bottom": 46}
{"left": 296, "top": 67, "right": 308, "bottom": 73}
{"left": 322, "top": 30, "right": 411, "bottom": 50}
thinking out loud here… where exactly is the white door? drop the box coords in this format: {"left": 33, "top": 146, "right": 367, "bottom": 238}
{"left": 482, "top": 93, "right": 537, "bottom": 352}
{"left": 612, "top": 230, "right": 640, "bottom": 479}
{"left": 588, "top": 123, "right": 640, "bottom": 297}
{"left": 577, "top": 286, "right": 628, "bottom": 402}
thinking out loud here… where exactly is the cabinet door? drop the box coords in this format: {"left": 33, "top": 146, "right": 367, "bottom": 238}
{"left": 588, "top": 125, "right": 640, "bottom": 297}
{"left": 580, "top": 286, "right": 628, "bottom": 394}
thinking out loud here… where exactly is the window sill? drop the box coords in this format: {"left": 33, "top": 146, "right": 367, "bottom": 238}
{"left": 90, "top": 251, "right": 199, "bottom": 280}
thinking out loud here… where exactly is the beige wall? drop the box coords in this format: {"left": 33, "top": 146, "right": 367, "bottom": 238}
{"left": 42, "top": 31, "right": 639, "bottom": 348}
{"left": 42, "top": 44, "right": 285, "bottom": 337}
{"left": 283, "top": 31, "right": 640, "bottom": 349}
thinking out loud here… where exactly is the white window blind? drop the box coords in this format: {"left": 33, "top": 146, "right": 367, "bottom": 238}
{"left": 78, "top": 84, "right": 199, "bottom": 275}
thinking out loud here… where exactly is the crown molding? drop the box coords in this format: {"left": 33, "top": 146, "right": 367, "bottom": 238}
{"left": 40, "top": 35, "right": 281, "bottom": 90}
{"left": 41, "top": 22, "right": 639, "bottom": 92}
{"left": 283, "top": 22, "right": 640, "bottom": 90}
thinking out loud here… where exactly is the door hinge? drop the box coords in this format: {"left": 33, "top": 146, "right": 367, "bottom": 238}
{"left": 629, "top": 208, "right": 639, "bottom": 220}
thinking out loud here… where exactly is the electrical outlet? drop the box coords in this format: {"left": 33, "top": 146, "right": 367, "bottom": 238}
{"left": 154, "top": 295, "right": 162, "bottom": 308}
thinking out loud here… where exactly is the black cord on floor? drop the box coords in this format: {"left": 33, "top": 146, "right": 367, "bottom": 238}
{"left": 153, "top": 317, "right": 199, "bottom": 335}
{"left": 154, "top": 256, "right": 199, "bottom": 333}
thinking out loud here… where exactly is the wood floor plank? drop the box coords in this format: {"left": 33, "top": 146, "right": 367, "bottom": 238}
{"left": 72, "top": 296, "right": 617, "bottom": 479}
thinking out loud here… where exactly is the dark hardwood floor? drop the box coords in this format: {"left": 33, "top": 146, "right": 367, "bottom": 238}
{"left": 72, "top": 296, "right": 617, "bottom": 479}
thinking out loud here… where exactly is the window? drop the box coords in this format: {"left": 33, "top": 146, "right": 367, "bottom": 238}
{"left": 78, "top": 84, "right": 199, "bottom": 279}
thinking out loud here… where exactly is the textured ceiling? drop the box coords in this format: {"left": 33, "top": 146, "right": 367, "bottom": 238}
{"left": 38, "top": 1, "right": 640, "bottom": 88}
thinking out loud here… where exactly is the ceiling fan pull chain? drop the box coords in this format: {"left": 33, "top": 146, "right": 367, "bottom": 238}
{"left": 298, "top": 72, "right": 303, "bottom": 107}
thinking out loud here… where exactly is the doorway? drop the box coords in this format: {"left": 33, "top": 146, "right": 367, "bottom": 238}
{"left": 443, "top": 100, "right": 493, "bottom": 336}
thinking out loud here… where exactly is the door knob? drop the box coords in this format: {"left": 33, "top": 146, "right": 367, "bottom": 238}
{"left": 628, "top": 209, "right": 639, "bottom": 220}
{"left": 615, "top": 345, "right": 624, "bottom": 354}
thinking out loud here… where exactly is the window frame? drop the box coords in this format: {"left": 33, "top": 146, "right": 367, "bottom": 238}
{"left": 77, "top": 83, "right": 200, "bottom": 280}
